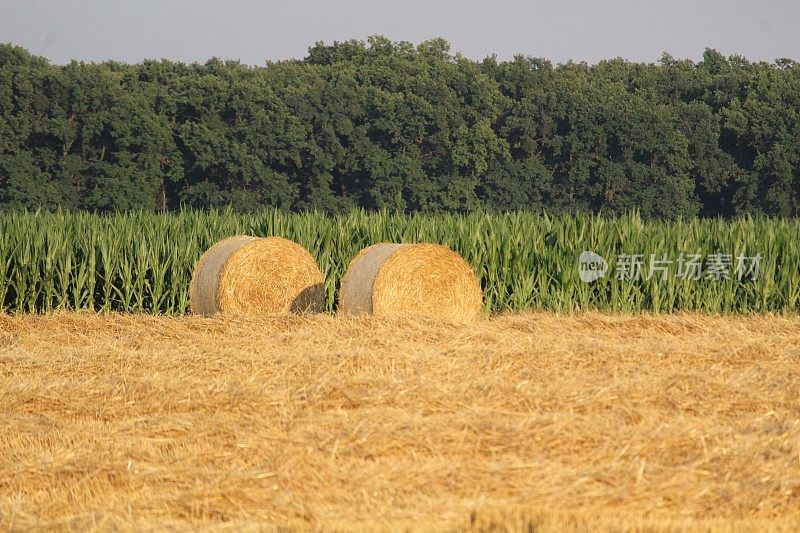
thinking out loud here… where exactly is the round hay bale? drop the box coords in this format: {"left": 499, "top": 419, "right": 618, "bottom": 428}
{"left": 338, "top": 243, "right": 483, "bottom": 321}
{"left": 189, "top": 236, "right": 325, "bottom": 316}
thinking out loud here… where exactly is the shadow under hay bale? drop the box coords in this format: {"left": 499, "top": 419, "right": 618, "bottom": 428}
{"left": 189, "top": 236, "right": 325, "bottom": 316}
{"left": 289, "top": 282, "right": 326, "bottom": 314}
{"left": 338, "top": 242, "right": 483, "bottom": 322}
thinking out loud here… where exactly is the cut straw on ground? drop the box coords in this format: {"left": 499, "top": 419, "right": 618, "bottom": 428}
{"left": 1, "top": 312, "right": 799, "bottom": 531}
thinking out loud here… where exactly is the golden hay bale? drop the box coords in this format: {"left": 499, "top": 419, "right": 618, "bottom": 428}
{"left": 189, "top": 235, "right": 325, "bottom": 316}
{"left": 338, "top": 242, "right": 483, "bottom": 321}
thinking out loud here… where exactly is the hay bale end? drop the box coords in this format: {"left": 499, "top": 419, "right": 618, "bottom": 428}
{"left": 190, "top": 236, "right": 325, "bottom": 316}
{"left": 339, "top": 243, "right": 482, "bottom": 321}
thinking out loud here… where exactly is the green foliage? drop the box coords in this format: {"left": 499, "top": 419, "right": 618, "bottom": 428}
{"left": 0, "top": 209, "right": 797, "bottom": 315}
{"left": 1, "top": 40, "right": 799, "bottom": 217}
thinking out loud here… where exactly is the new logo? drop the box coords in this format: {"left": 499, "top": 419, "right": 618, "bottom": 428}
{"left": 578, "top": 251, "right": 608, "bottom": 283}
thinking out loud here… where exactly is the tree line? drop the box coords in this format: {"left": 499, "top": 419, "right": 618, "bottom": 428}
{"left": 1, "top": 37, "right": 798, "bottom": 218}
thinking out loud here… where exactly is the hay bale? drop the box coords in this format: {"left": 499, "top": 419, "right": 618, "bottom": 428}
{"left": 189, "top": 236, "right": 325, "bottom": 316}
{"left": 338, "top": 243, "right": 483, "bottom": 321}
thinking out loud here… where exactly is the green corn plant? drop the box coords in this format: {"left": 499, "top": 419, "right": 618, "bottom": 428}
{"left": 0, "top": 209, "right": 798, "bottom": 315}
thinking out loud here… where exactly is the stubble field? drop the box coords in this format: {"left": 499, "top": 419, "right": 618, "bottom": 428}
{"left": 1, "top": 312, "right": 799, "bottom": 531}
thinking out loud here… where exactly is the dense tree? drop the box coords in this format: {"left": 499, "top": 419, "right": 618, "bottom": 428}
{"left": 0, "top": 39, "right": 798, "bottom": 218}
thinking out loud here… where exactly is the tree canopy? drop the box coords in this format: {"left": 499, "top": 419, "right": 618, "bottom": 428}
{"left": 1, "top": 38, "right": 798, "bottom": 218}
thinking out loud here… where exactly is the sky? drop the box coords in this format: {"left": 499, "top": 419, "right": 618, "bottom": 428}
{"left": 1, "top": 0, "right": 799, "bottom": 66}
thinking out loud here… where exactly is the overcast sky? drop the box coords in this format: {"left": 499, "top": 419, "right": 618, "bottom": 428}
{"left": 1, "top": 0, "right": 799, "bottom": 65}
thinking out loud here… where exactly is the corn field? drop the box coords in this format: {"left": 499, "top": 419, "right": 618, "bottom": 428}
{"left": 0, "top": 209, "right": 798, "bottom": 314}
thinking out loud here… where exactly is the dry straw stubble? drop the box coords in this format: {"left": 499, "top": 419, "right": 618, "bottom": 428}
{"left": 189, "top": 235, "right": 324, "bottom": 316}
{"left": 3, "top": 312, "right": 800, "bottom": 531}
{"left": 339, "top": 242, "right": 483, "bottom": 321}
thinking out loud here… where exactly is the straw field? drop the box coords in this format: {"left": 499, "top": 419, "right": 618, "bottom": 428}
{"left": 2, "top": 312, "right": 799, "bottom": 531}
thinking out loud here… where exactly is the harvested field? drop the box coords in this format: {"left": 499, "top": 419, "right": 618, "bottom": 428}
{"left": 1, "top": 312, "right": 800, "bottom": 531}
